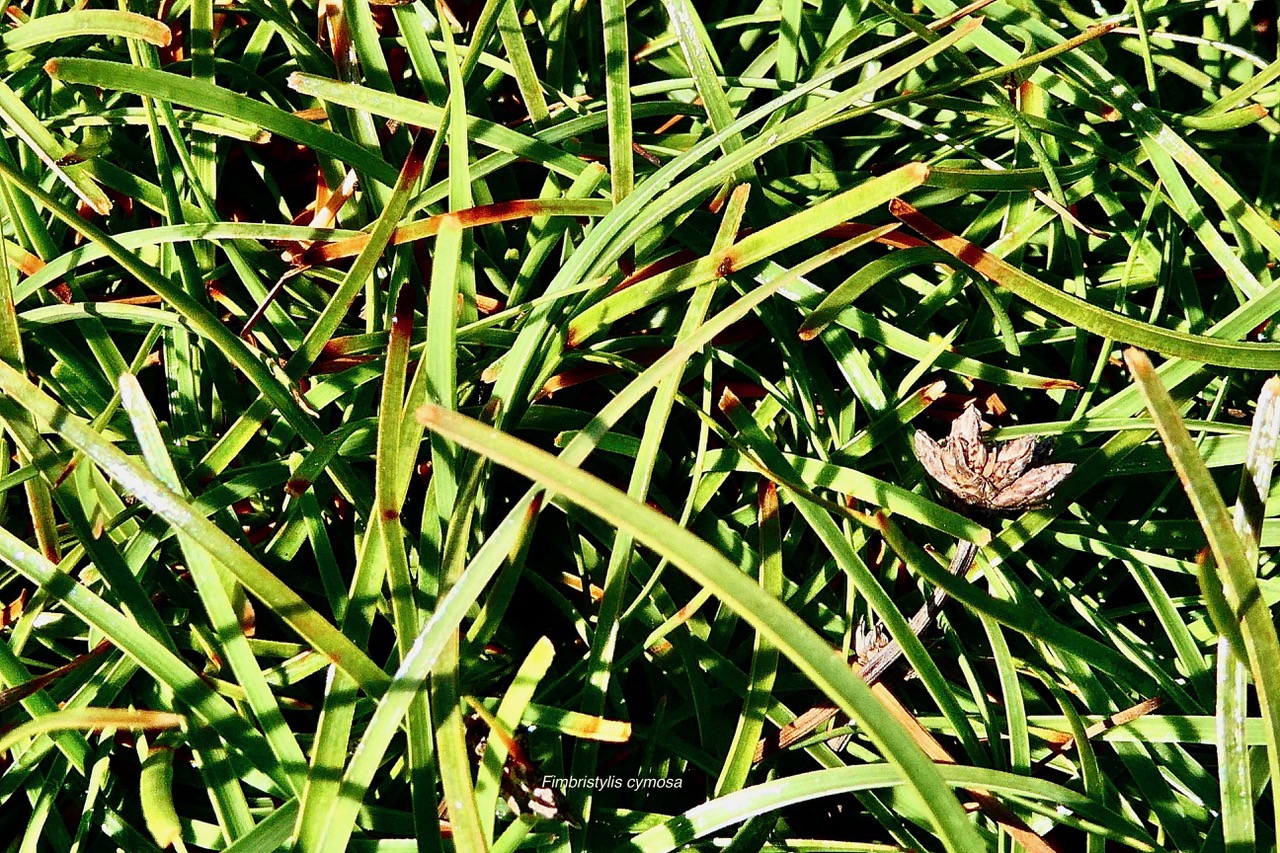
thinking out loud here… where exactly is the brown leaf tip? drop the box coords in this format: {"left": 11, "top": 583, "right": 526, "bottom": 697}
{"left": 284, "top": 478, "right": 311, "bottom": 498}
{"left": 1122, "top": 347, "right": 1150, "bottom": 374}
{"left": 903, "top": 161, "right": 930, "bottom": 183}
{"left": 921, "top": 380, "right": 947, "bottom": 402}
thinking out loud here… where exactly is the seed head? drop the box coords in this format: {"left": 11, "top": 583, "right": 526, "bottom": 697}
{"left": 913, "top": 406, "right": 1074, "bottom": 511}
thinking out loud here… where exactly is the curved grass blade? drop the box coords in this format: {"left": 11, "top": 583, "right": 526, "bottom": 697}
{"left": 622, "top": 763, "right": 1155, "bottom": 853}
{"left": 415, "top": 404, "right": 986, "bottom": 853}
{"left": 0, "top": 709, "right": 183, "bottom": 756}
{"left": 0, "top": 9, "right": 170, "bottom": 49}
{"left": 287, "top": 71, "right": 587, "bottom": 180}
{"left": 894, "top": 201, "right": 1280, "bottom": 369}
{"left": 44, "top": 58, "right": 397, "bottom": 186}
{"left": 139, "top": 740, "right": 182, "bottom": 848}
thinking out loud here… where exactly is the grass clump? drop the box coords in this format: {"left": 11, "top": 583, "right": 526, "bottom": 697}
{"left": 2, "top": 1, "right": 1280, "bottom": 851}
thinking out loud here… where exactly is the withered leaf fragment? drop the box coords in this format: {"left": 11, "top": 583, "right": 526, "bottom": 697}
{"left": 913, "top": 406, "right": 1074, "bottom": 511}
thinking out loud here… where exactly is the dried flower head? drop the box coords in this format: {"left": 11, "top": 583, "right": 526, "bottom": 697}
{"left": 854, "top": 620, "right": 892, "bottom": 662}
{"left": 913, "top": 406, "right": 1074, "bottom": 511}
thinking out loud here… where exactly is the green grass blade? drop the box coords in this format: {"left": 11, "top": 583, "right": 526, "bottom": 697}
{"left": 45, "top": 58, "right": 397, "bottom": 185}
{"left": 714, "top": 479, "right": 781, "bottom": 795}
{"left": 895, "top": 201, "right": 1280, "bottom": 369}
{"left": 602, "top": 0, "right": 634, "bottom": 203}
{"left": 139, "top": 739, "right": 182, "bottom": 849}
{"left": 0, "top": 709, "right": 183, "bottom": 756}
{"left": 1124, "top": 348, "right": 1280, "bottom": 835}
{"left": 568, "top": 166, "right": 927, "bottom": 344}
{"left": 0, "top": 9, "right": 170, "bottom": 50}
{"left": 287, "top": 72, "right": 587, "bottom": 179}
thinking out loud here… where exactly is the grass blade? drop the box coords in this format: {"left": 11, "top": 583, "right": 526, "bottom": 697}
{"left": 1124, "top": 348, "right": 1280, "bottom": 834}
